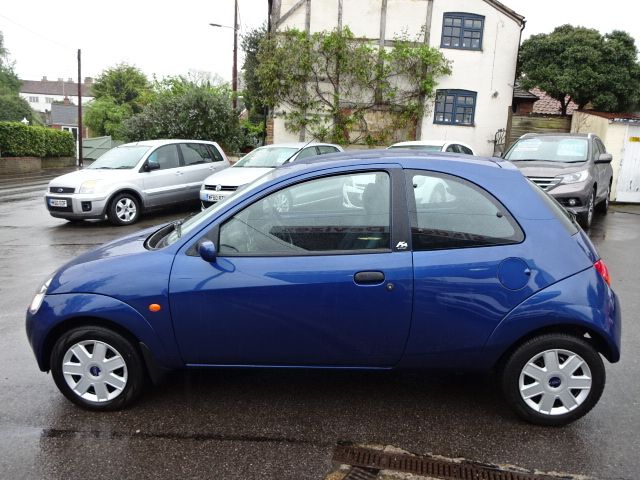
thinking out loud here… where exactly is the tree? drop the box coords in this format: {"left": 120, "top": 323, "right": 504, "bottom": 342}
{"left": 0, "top": 31, "right": 38, "bottom": 123}
{"left": 91, "top": 63, "right": 150, "bottom": 112}
{"left": 241, "top": 25, "right": 268, "bottom": 120}
{"left": 256, "top": 27, "right": 451, "bottom": 145}
{"left": 85, "top": 63, "right": 150, "bottom": 139}
{"left": 519, "top": 25, "right": 640, "bottom": 115}
{"left": 122, "top": 79, "right": 242, "bottom": 152}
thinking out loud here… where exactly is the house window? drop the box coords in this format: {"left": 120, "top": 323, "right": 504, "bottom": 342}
{"left": 441, "top": 13, "right": 484, "bottom": 50}
{"left": 45, "top": 97, "right": 55, "bottom": 103}
{"left": 434, "top": 90, "right": 477, "bottom": 126}
{"left": 28, "top": 96, "right": 39, "bottom": 103}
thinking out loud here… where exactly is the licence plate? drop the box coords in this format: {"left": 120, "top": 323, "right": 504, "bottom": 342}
{"left": 205, "top": 193, "right": 225, "bottom": 202}
{"left": 49, "top": 199, "right": 68, "bottom": 207}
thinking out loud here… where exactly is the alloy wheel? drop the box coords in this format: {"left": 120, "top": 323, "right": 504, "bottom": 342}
{"left": 116, "top": 198, "right": 137, "bottom": 223}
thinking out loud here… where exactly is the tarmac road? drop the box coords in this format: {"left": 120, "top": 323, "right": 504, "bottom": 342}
{"left": 0, "top": 170, "right": 639, "bottom": 480}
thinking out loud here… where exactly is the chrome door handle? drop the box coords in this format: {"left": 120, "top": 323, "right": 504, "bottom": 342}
{"left": 175, "top": 171, "right": 183, "bottom": 175}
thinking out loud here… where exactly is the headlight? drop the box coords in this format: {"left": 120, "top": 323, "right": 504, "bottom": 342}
{"left": 29, "top": 277, "right": 52, "bottom": 314}
{"left": 557, "top": 170, "right": 589, "bottom": 185}
{"left": 79, "top": 180, "right": 106, "bottom": 194}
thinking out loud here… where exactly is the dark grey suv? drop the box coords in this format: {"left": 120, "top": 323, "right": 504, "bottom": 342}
{"left": 502, "top": 133, "right": 613, "bottom": 228}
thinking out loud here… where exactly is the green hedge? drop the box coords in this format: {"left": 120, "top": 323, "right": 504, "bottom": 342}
{"left": 0, "top": 122, "right": 76, "bottom": 157}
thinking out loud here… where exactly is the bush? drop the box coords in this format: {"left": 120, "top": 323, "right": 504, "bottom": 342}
{"left": 0, "top": 122, "right": 75, "bottom": 157}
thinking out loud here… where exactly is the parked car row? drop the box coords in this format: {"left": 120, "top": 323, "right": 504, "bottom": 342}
{"left": 45, "top": 133, "right": 612, "bottom": 229}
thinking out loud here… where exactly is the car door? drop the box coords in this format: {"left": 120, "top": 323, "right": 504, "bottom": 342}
{"left": 402, "top": 170, "right": 535, "bottom": 368}
{"left": 179, "top": 143, "right": 228, "bottom": 200}
{"left": 293, "top": 146, "right": 319, "bottom": 161}
{"left": 141, "top": 144, "right": 185, "bottom": 207}
{"left": 169, "top": 167, "right": 414, "bottom": 367}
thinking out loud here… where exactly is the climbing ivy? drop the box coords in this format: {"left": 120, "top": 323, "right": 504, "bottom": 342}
{"left": 256, "top": 27, "right": 451, "bottom": 145}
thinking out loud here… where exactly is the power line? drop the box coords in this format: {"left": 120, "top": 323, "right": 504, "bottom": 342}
{"left": 0, "top": 13, "right": 75, "bottom": 51}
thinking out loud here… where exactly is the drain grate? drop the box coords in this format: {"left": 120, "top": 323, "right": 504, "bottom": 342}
{"left": 343, "top": 467, "right": 379, "bottom": 480}
{"left": 333, "top": 445, "right": 566, "bottom": 480}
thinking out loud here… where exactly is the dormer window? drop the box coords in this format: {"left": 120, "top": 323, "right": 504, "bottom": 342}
{"left": 441, "top": 13, "right": 484, "bottom": 50}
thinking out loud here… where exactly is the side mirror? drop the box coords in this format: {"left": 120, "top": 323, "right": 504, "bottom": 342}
{"left": 596, "top": 153, "right": 612, "bottom": 164}
{"left": 198, "top": 240, "right": 217, "bottom": 263}
{"left": 145, "top": 160, "right": 160, "bottom": 172}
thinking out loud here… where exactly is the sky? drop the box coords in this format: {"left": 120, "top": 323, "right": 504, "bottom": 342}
{"left": 0, "top": 0, "right": 638, "bottom": 84}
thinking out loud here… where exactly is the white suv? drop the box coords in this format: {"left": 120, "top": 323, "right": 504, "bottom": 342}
{"left": 46, "top": 139, "right": 229, "bottom": 225}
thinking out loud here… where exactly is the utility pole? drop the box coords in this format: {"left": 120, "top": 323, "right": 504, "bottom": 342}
{"left": 232, "top": 0, "right": 238, "bottom": 110}
{"left": 77, "top": 49, "right": 83, "bottom": 167}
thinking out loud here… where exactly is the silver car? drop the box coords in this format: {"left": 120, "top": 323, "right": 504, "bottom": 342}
{"left": 200, "top": 142, "right": 342, "bottom": 209}
{"left": 46, "top": 139, "right": 229, "bottom": 225}
{"left": 502, "top": 133, "right": 613, "bottom": 229}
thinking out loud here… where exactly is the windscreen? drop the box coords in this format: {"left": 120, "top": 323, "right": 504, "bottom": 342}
{"left": 87, "top": 146, "right": 151, "bottom": 169}
{"left": 504, "top": 137, "right": 588, "bottom": 163}
{"left": 388, "top": 145, "right": 443, "bottom": 152}
{"left": 234, "top": 147, "right": 298, "bottom": 168}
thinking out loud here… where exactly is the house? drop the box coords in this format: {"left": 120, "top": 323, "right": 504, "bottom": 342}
{"left": 19, "top": 76, "right": 94, "bottom": 113}
{"left": 572, "top": 110, "right": 640, "bottom": 203}
{"left": 268, "top": 0, "right": 525, "bottom": 156}
{"left": 50, "top": 101, "right": 89, "bottom": 141}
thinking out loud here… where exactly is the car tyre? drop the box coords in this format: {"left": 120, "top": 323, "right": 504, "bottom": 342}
{"left": 50, "top": 326, "right": 146, "bottom": 410}
{"left": 577, "top": 189, "right": 595, "bottom": 229}
{"left": 501, "top": 333, "right": 605, "bottom": 426}
{"left": 108, "top": 193, "right": 141, "bottom": 226}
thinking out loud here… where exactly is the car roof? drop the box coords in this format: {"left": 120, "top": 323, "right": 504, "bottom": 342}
{"left": 390, "top": 140, "right": 446, "bottom": 147}
{"left": 119, "top": 139, "right": 217, "bottom": 148}
{"left": 257, "top": 142, "right": 341, "bottom": 148}
{"left": 520, "top": 133, "right": 590, "bottom": 139}
{"left": 279, "top": 148, "right": 513, "bottom": 171}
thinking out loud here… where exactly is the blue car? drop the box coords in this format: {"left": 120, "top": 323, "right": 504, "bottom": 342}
{"left": 26, "top": 151, "right": 621, "bottom": 426}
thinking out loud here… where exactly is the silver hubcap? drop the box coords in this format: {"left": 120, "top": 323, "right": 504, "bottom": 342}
{"left": 116, "top": 198, "right": 137, "bottom": 222}
{"left": 62, "top": 340, "right": 128, "bottom": 402}
{"left": 519, "top": 349, "right": 592, "bottom": 416}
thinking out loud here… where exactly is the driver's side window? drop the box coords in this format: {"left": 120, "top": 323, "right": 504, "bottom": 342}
{"left": 218, "top": 172, "right": 391, "bottom": 255}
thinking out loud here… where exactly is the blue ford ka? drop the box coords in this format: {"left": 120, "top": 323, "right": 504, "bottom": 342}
{"left": 26, "top": 151, "right": 621, "bottom": 426}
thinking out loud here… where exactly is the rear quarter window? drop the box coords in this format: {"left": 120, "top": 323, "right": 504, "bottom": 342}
{"left": 407, "top": 170, "right": 524, "bottom": 250}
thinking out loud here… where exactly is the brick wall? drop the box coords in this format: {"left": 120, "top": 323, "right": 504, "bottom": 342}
{"left": 0, "top": 157, "right": 41, "bottom": 174}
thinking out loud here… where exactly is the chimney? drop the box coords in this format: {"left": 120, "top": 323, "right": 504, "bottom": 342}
{"left": 67, "top": 77, "right": 73, "bottom": 83}
{"left": 84, "top": 77, "right": 93, "bottom": 84}
{"left": 58, "top": 78, "right": 63, "bottom": 82}
{"left": 63, "top": 97, "right": 71, "bottom": 105}
{"left": 42, "top": 76, "right": 48, "bottom": 81}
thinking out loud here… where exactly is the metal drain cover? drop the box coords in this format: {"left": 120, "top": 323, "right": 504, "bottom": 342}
{"left": 333, "top": 445, "right": 569, "bottom": 480}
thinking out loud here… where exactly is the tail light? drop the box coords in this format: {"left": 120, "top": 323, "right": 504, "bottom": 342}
{"left": 594, "top": 259, "right": 611, "bottom": 286}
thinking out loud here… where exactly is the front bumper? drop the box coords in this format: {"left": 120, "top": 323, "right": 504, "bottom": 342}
{"left": 546, "top": 180, "right": 593, "bottom": 214}
{"left": 45, "top": 193, "right": 109, "bottom": 220}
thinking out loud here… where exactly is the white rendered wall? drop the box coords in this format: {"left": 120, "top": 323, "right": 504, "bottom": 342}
{"left": 19, "top": 93, "right": 93, "bottom": 113}
{"left": 420, "top": 0, "right": 522, "bottom": 156}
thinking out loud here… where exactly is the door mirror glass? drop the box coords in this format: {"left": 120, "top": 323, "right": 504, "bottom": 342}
{"left": 198, "top": 240, "right": 217, "bottom": 263}
{"left": 596, "top": 153, "right": 612, "bottom": 164}
{"left": 146, "top": 159, "right": 160, "bottom": 171}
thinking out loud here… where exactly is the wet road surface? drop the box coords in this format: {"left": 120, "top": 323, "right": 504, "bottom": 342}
{"left": 1, "top": 171, "right": 639, "bottom": 479}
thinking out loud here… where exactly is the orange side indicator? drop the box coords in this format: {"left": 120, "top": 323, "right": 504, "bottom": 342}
{"left": 148, "top": 304, "right": 161, "bottom": 312}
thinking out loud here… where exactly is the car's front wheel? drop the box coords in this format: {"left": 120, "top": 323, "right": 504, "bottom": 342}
{"left": 108, "top": 193, "right": 141, "bottom": 226}
{"left": 501, "top": 333, "right": 605, "bottom": 426}
{"left": 50, "top": 326, "right": 146, "bottom": 410}
{"left": 577, "top": 189, "right": 595, "bottom": 229}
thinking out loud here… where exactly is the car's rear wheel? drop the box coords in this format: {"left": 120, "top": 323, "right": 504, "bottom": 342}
{"left": 50, "top": 326, "right": 145, "bottom": 410}
{"left": 577, "top": 189, "right": 595, "bottom": 229}
{"left": 108, "top": 193, "right": 140, "bottom": 226}
{"left": 501, "top": 333, "right": 605, "bottom": 426}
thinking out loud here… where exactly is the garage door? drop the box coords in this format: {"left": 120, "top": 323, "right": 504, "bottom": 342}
{"left": 617, "top": 125, "right": 640, "bottom": 203}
